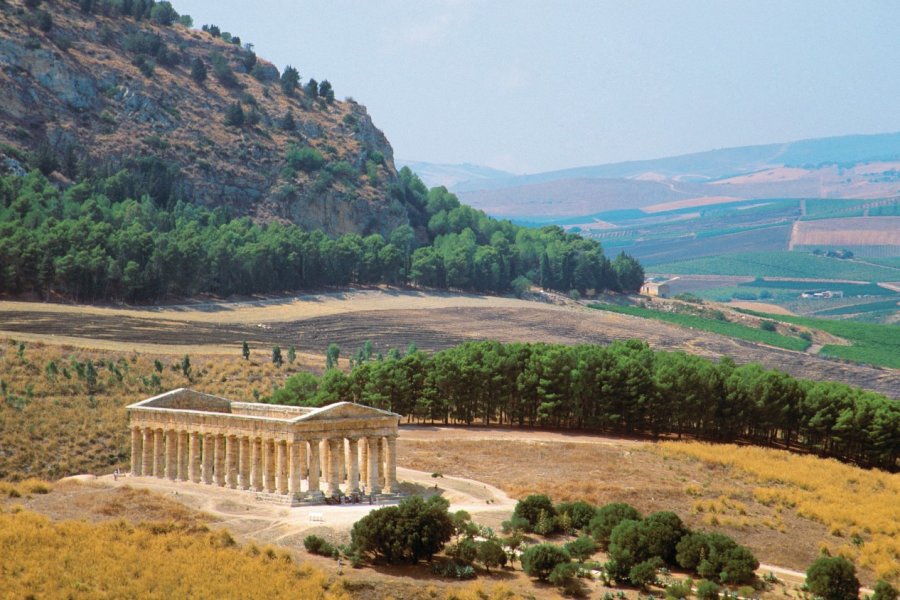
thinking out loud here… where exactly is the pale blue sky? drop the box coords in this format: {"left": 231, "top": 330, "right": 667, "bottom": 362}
{"left": 174, "top": 1, "right": 900, "bottom": 173}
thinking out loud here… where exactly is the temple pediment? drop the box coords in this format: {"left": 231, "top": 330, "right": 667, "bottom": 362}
{"left": 298, "top": 402, "right": 399, "bottom": 422}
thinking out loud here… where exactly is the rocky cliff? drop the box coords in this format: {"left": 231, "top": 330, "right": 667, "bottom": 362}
{"left": 0, "top": 0, "right": 407, "bottom": 236}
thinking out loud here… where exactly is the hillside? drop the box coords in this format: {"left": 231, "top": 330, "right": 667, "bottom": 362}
{"left": 0, "top": 0, "right": 405, "bottom": 236}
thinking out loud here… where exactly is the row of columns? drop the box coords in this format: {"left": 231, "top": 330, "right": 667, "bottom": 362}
{"left": 130, "top": 427, "right": 398, "bottom": 498}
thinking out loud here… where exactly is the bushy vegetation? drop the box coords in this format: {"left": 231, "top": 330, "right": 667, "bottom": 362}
{"left": 660, "top": 442, "right": 900, "bottom": 583}
{"left": 590, "top": 303, "right": 812, "bottom": 351}
{"left": 350, "top": 495, "right": 454, "bottom": 564}
{"left": 0, "top": 508, "right": 345, "bottom": 599}
{"left": 0, "top": 170, "right": 640, "bottom": 301}
{"left": 266, "top": 340, "right": 899, "bottom": 470}
{"left": 806, "top": 556, "right": 860, "bottom": 600}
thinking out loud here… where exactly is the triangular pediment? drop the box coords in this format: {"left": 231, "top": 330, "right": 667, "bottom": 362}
{"left": 296, "top": 402, "right": 398, "bottom": 421}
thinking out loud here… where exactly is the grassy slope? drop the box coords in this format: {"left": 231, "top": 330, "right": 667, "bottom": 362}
{"left": 734, "top": 309, "right": 900, "bottom": 368}
{"left": 589, "top": 304, "right": 811, "bottom": 352}
{"left": 652, "top": 252, "right": 900, "bottom": 281}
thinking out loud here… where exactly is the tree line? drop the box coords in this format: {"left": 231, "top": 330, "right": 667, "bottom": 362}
{"left": 0, "top": 169, "right": 643, "bottom": 301}
{"left": 266, "top": 340, "right": 899, "bottom": 471}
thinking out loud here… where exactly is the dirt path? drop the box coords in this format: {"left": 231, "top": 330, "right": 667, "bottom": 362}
{"left": 83, "top": 465, "right": 516, "bottom": 546}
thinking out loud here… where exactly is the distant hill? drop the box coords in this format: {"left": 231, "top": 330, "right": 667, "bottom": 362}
{"left": 410, "top": 132, "right": 900, "bottom": 219}
{"left": 396, "top": 160, "right": 513, "bottom": 190}
{"left": 0, "top": 0, "right": 406, "bottom": 236}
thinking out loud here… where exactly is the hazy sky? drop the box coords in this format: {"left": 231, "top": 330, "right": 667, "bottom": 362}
{"left": 174, "top": 1, "right": 900, "bottom": 174}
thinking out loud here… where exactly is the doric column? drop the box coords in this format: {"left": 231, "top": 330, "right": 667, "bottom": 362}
{"left": 360, "top": 437, "right": 368, "bottom": 486}
{"left": 153, "top": 428, "right": 164, "bottom": 477}
{"left": 327, "top": 438, "right": 341, "bottom": 496}
{"left": 177, "top": 430, "right": 189, "bottom": 481}
{"left": 239, "top": 436, "right": 251, "bottom": 490}
{"left": 339, "top": 438, "right": 347, "bottom": 482}
{"left": 142, "top": 428, "right": 153, "bottom": 477}
{"left": 385, "top": 435, "right": 398, "bottom": 493}
{"left": 307, "top": 438, "right": 322, "bottom": 498}
{"left": 188, "top": 431, "right": 201, "bottom": 483}
{"left": 165, "top": 429, "right": 177, "bottom": 480}
{"left": 347, "top": 437, "right": 360, "bottom": 494}
{"left": 250, "top": 437, "right": 263, "bottom": 492}
{"left": 320, "top": 439, "right": 329, "bottom": 483}
{"left": 378, "top": 437, "right": 386, "bottom": 487}
{"left": 214, "top": 434, "right": 226, "bottom": 487}
{"left": 288, "top": 441, "right": 301, "bottom": 496}
{"left": 298, "top": 439, "right": 308, "bottom": 479}
{"left": 275, "top": 440, "right": 287, "bottom": 495}
{"left": 225, "top": 435, "right": 238, "bottom": 489}
{"left": 130, "top": 427, "right": 143, "bottom": 476}
{"left": 366, "top": 435, "right": 381, "bottom": 494}
{"left": 202, "top": 433, "right": 214, "bottom": 484}
{"left": 263, "top": 439, "right": 276, "bottom": 493}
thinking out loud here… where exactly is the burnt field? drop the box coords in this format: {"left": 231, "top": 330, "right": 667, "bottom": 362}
{"left": 1, "top": 300, "right": 896, "bottom": 396}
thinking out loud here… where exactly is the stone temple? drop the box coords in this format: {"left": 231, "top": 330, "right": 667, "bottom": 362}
{"left": 128, "top": 388, "right": 401, "bottom": 504}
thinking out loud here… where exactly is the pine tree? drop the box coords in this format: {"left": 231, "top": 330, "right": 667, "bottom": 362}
{"left": 224, "top": 102, "right": 245, "bottom": 127}
{"left": 272, "top": 346, "right": 283, "bottom": 367}
{"left": 241, "top": 340, "right": 250, "bottom": 360}
{"left": 280, "top": 65, "right": 299, "bottom": 95}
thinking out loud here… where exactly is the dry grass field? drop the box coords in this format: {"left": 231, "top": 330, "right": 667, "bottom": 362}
{"left": 398, "top": 427, "right": 899, "bottom": 587}
{"left": 0, "top": 291, "right": 896, "bottom": 395}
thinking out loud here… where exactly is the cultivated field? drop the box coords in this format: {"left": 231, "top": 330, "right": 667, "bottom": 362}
{"left": 0, "top": 291, "right": 897, "bottom": 395}
{"left": 789, "top": 217, "right": 900, "bottom": 249}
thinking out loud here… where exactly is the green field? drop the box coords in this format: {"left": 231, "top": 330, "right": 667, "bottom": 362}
{"left": 653, "top": 252, "right": 900, "bottom": 281}
{"left": 588, "top": 304, "right": 811, "bottom": 352}
{"left": 813, "top": 299, "right": 900, "bottom": 316}
{"left": 739, "top": 279, "right": 895, "bottom": 296}
{"left": 734, "top": 310, "right": 900, "bottom": 369}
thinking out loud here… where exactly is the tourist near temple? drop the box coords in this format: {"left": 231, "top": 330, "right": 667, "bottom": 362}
{"left": 127, "top": 388, "right": 401, "bottom": 504}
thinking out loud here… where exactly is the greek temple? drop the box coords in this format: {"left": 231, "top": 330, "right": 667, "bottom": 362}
{"left": 127, "top": 389, "right": 401, "bottom": 504}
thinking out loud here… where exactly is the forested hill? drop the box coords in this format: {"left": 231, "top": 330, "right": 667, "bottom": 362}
{"left": 0, "top": 169, "right": 643, "bottom": 301}
{"left": 0, "top": 0, "right": 406, "bottom": 236}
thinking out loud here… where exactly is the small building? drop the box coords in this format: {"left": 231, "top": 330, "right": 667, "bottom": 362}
{"left": 640, "top": 281, "right": 671, "bottom": 298}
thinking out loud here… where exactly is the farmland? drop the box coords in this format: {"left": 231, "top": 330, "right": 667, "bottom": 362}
{"left": 651, "top": 251, "right": 900, "bottom": 280}
{"left": 789, "top": 217, "right": 900, "bottom": 248}
{"left": 588, "top": 303, "right": 811, "bottom": 351}
{"left": 735, "top": 309, "right": 900, "bottom": 369}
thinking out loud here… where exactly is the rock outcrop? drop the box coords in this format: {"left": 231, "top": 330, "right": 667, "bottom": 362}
{"left": 0, "top": 0, "right": 407, "bottom": 237}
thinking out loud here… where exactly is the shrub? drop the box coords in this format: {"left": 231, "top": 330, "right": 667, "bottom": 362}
{"left": 285, "top": 146, "right": 325, "bottom": 172}
{"left": 589, "top": 503, "right": 641, "bottom": 549}
{"left": 760, "top": 320, "right": 777, "bottom": 332}
{"left": 190, "top": 58, "right": 207, "bottom": 84}
{"left": 211, "top": 53, "right": 238, "bottom": 88}
{"left": 873, "top": 580, "right": 899, "bottom": 600}
{"left": 224, "top": 102, "right": 245, "bottom": 127}
{"left": 666, "top": 578, "right": 694, "bottom": 599}
{"left": 806, "top": 556, "right": 860, "bottom": 600}
{"left": 521, "top": 543, "right": 570, "bottom": 582}
{"left": 430, "top": 560, "right": 476, "bottom": 580}
{"left": 351, "top": 496, "right": 453, "bottom": 565}
{"left": 501, "top": 515, "right": 530, "bottom": 533}
{"left": 326, "top": 160, "right": 357, "bottom": 182}
{"left": 281, "top": 65, "right": 300, "bottom": 95}
{"left": 513, "top": 494, "right": 556, "bottom": 532}
{"left": 150, "top": 1, "right": 178, "bottom": 25}
{"left": 696, "top": 580, "right": 721, "bottom": 600}
{"left": 564, "top": 535, "right": 597, "bottom": 562}
{"left": 629, "top": 556, "right": 664, "bottom": 589}
{"left": 549, "top": 561, "right": 583, "bottom": 594}
{"left": 476, "top": 539, "right": 507, "bottom": 572}
{"left": 556, "top": 500, "right": 598, "bottom": 531}
{"left": 303, "top": 535, "right": 334, "bottom": 556}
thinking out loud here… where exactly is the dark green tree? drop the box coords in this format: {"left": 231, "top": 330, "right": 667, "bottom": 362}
{"left": 512, "top": 494, "right": 556, "bottom": 532}
{"left": 280, "top": 65, "right": 299, "bottom": 95}
{"left": 351, "top": 496, "right": 453, "bottom": 564}
{"left": 589, "top": 503, "right": 642, "bottom": 549}
{"left": 873, "top": 580, "right": 899, "bottom": 600}
{"left": 806, "top": 556, "right": 860, "bottom": 600}
{"left": 521, "top": 543, "right": 570, "bottom": 582}
{"left": 325, "top": 344, "right": 340, "bottom": 370}
{"left": 272, "top": 345, "right": 283, "bottom": 366}
{"left": 242, "top": 341, "right": 250, "bottom": 360}
{"left": 190, "top": 57, "right": 207, "bottom": 84}
{"left": 318, "top": 79, "right": 334, "bottom": 103}
{"left": 224, "top": 102, "right": 245, "bottom": 126}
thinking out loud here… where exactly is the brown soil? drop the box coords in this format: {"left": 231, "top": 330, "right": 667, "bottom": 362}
{"left": 1, "top": 292, "right": 896, "bottom": 395}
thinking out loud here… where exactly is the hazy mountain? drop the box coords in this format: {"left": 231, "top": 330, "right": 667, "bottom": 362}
{"left": 396, "top": 160, "right": 514, "bottom": 190}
